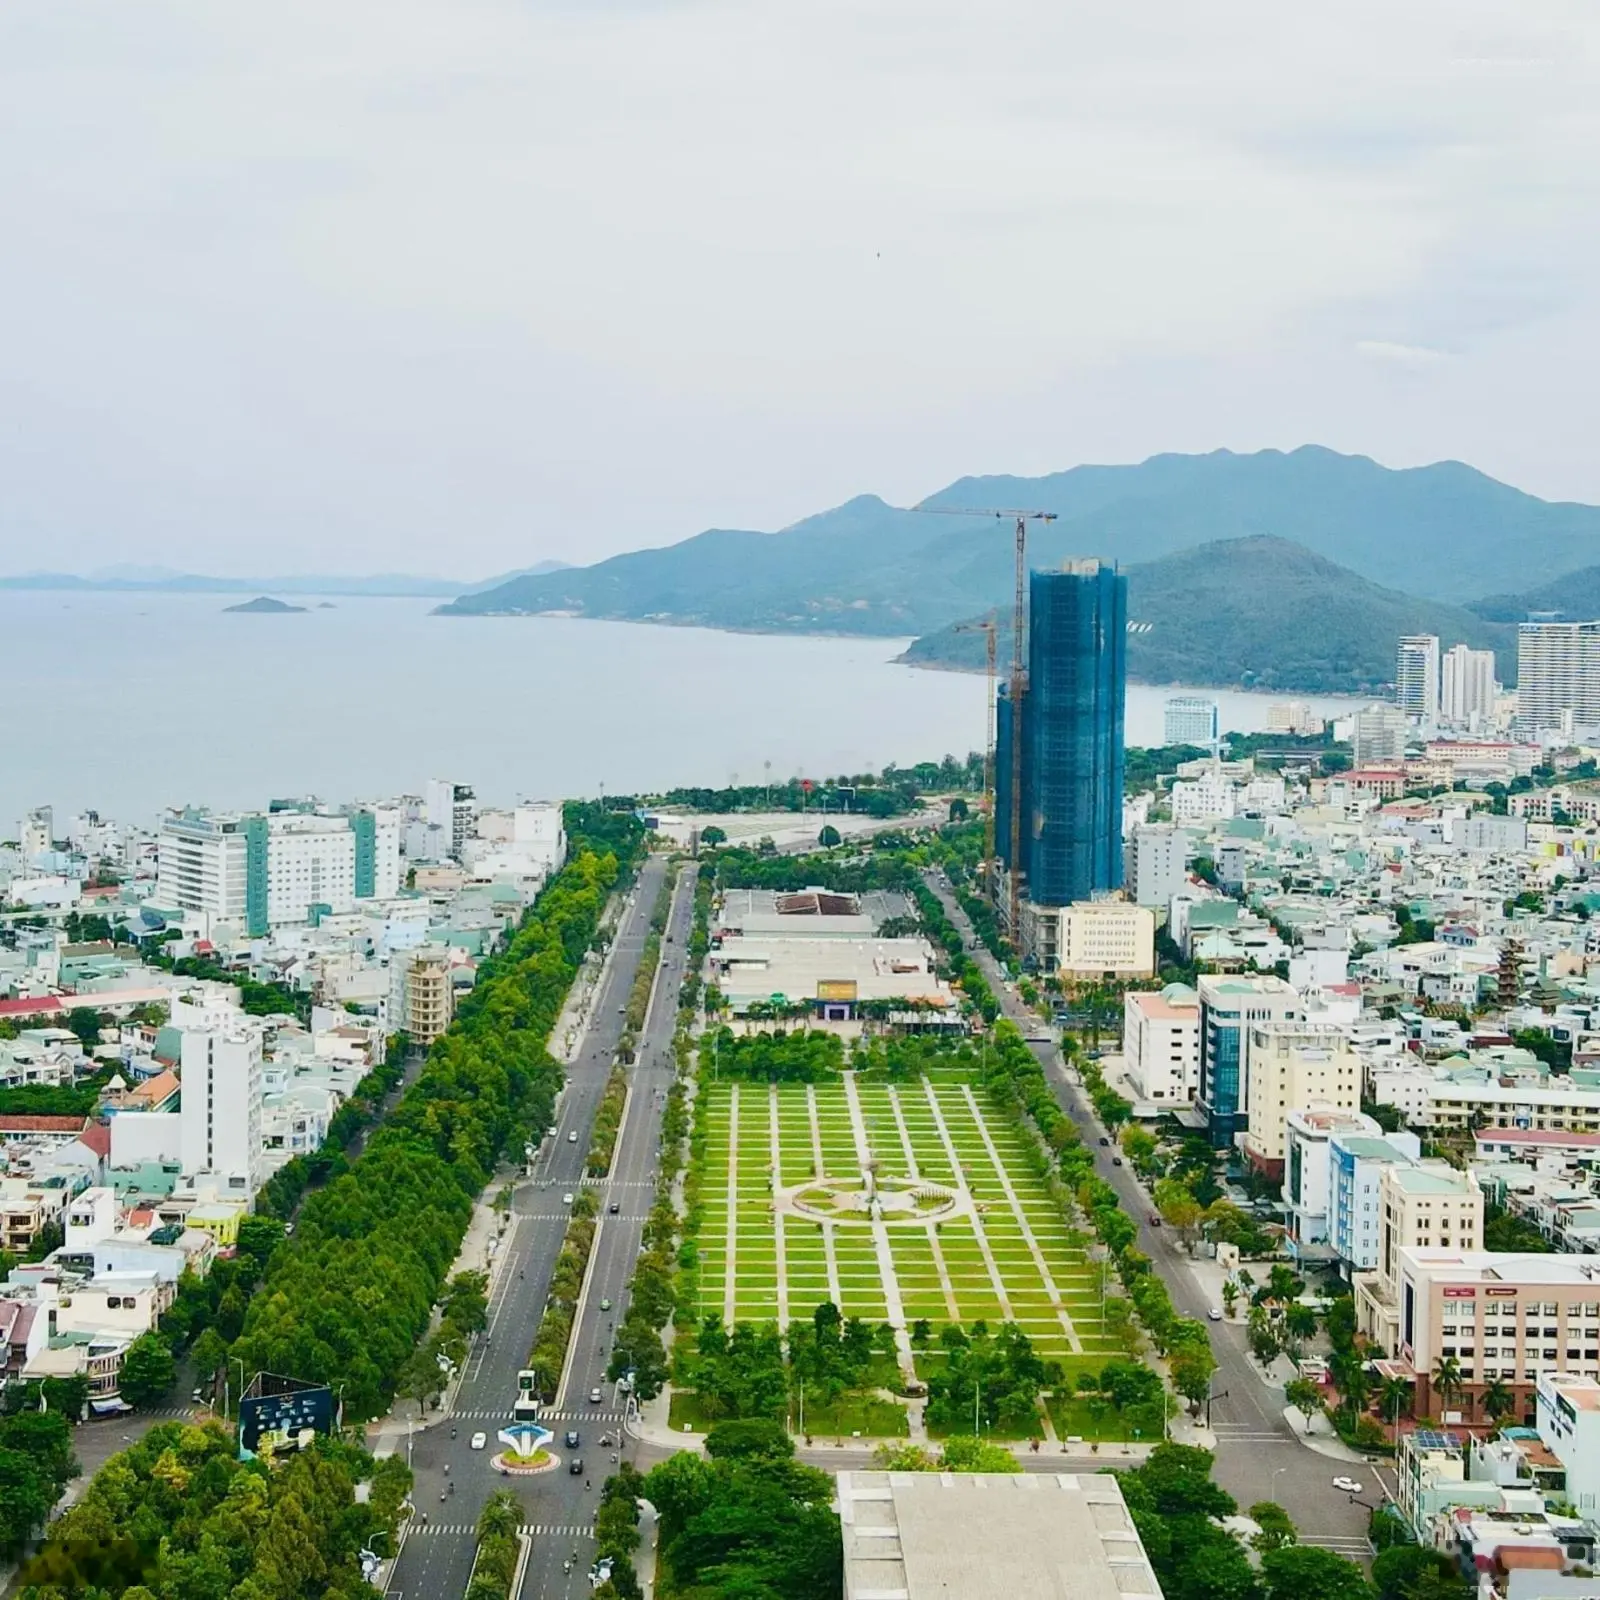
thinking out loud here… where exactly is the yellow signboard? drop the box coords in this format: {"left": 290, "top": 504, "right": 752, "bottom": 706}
{"left": 816, "top": 980, "right": 858, "bottom": 1003}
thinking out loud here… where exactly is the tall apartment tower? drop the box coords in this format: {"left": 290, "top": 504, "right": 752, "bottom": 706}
{"left": 424, "top": 780, "right": 476, "bottom": 861}
{"left": 995, "top": 561, "right": 1127, "bottom": 944}
{"left": 1439, "top": 645, "right": 1497, "bottom": 729}
{"left": 178, "top": 1022, "right": 264, "bottom": 1203}
{"left": 1196, "top": 974, "right": 1300, "bottom": 1150}
{"left": 1395, "top": 635, "right": 1440, "bottom": 724}
{"left": 1517, "top": 621, "right": 1600, "bottom": 735}
{"left": 1163, "top": 696, "right": 1219, "bottom": 747}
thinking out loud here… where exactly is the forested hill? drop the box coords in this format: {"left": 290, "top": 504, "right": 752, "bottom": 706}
{"left": 901, "top": 537, "right": 1516, "bottom": 696}
{"left": 439, "top": 445, "right": 1600, "bottom": 632}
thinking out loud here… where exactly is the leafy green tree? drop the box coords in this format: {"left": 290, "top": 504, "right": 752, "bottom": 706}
{"left": 1261, "top": 1544, "right": 1375, "bottom": 1600}
{"left": 118, "top": 1332, "right": 176, "bottom": 1408}
{"left": 1482, "top": 1378, "right": 1516, "bottom": 1426}
{"left": 1373, "top": 1546, "right": 1463, "bottom": 1600}
{"left": 1249, "top": 1501, "right": 1297, "bottom": 1552}
{"left": 818, "top": 825, "right": 842, "bottom": 848}
{"left": 1430, "top": 1356, "right": 1464, "bottom": 1418}
{"left": 1284, "top": 1378, "right": 1322, "bottom": 1431}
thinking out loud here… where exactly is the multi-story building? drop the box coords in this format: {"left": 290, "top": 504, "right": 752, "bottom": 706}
{"left": 424, "top": 780, "right": 476, "bottom": 861}
{"left": 1164, "top": 696, "right": 1218, "bottom": 747}
{"left": 1196, "top": 974, "right": 1300, "bottom": 1149}
{"left": 1440, "top": 646, "right": 1498, "bottom": 730}
{"left": 1046, "top": 900, "right": 1154, "bottom": 980}
{"left": 1397, "top": 636, "right": 1441, "bottom": 725}
{"left": 1266, "top": 702, "right": 1325, "bottom": 736}
{"left": 995, "top": 562, "right": 1126, "bottom": 948}
{"left": 156, "top": 805, "right": 399, "bottom": 935}
{"left": 1124, "top": 824, "right": 1189, "bottom": 910}
{"left": 20, "top": 807, "right": 53, "bottom": 864}
{"left": 1366, "top": 1057, "right": 1600, "bottom": 1134}
{"left": 177, "top": 1021, "right": 264, "bottom": 1204}
{"left": 389, "top": 946, "right": 453, "bottom": 1046}
{"left": 1351, "top": 704, "right": 1409, "bottom": 765}
{"left": 1354, "top": 1162, "right": 1485, "bottom": 1356}
{"left": 1329, "top": 1126, "right": 1423, "bottom": 1272}
{"left": 1241, "top": 1022, "right": 1361, "bottom": 1175}
{"left": 1537, "top": 1373, "right": 1600, "bottom": 1519}
{"left": 1170, "top": 772, "right": 1235, "bottom": 825}
{"left": 1364, "top": 1248, "right": 1600, "bottom": 1421}
{"left": 1282, "top": 1107, "right": 1378, "bottom": 1250}
{"left": 1122, "top": 984, "right": 1201, "bottom": 1105}
{"left": 1517, "top": 620, "right": 1600, "bottom": 736}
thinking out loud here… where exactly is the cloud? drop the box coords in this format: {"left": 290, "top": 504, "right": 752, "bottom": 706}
{"left": 0, "top": 0, "right": 1597, "bottom": 573}
{"left": 1355, "top": 341, "right": 1449, "bottom": 369}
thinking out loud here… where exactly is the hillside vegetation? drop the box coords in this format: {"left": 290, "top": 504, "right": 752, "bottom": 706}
{"left": 902, "top": 536, "right": 1515, "bottom": 695}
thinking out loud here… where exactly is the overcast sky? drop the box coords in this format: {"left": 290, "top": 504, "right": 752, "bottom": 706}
{"left": 2, "top": 0, "right": 1598, "bottom": 578}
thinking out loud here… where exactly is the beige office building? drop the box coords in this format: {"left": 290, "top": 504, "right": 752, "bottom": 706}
{"left": 1240, "top": 1022, "right": 1360, "bottom": 1174}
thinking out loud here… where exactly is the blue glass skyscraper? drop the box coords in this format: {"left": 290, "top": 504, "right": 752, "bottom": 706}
{"left": 996, "top": 560, "right": 1127, "bottom": 920}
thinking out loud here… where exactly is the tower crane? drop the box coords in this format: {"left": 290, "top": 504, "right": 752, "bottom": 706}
{"left": 950, "top": 615, "right": 998, "bottom": 891}
{"left": 911, "top": 506, "right": 1057, "bottom": 941}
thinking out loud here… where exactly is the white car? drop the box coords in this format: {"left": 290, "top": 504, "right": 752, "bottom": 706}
{"left": 471, "top": 1432, "right": 487, "bottom": 1450}
{"left": 567, "top": 1130, "right": 578, "bottom": 1143}
{"left": 1332, "top": 1475, "right": 1363, "bottom": 1494}
{"left": 1207, "top": 1308, "right": 1223, "bottom": 1321}
{"left": 563, "top": 1192, "right": 576, "bottom": 1205}
{"left": 589, "top": 1387, "right": 603, "bottom": 1403}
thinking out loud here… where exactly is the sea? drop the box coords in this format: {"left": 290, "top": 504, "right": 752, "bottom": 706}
{"left": 0, "top": 591, "right": 1363, "bottom": 826}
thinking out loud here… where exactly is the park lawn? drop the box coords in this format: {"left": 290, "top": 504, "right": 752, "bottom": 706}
{"left": 798, "top": 1396, "right": 910, "bottom": 1439}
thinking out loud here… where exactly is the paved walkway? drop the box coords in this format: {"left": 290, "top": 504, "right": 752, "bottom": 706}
{"left": 921, "top": 1078, "right": 1014, "bottom": 1322}
{"left": 959, "top": 1083, "right": 1082, "bottom": 1355}
{"left": 805, "top": 1083, "right": 827, "bottom": 1177}
{"left": 769, "top": 1084, "right": 790, "bottom": 1331}
{"left": 723, "top": 1083, "right": 741, "bottom": 1326}
{"left": 841, "top": 1073, "right": 918, "bottom": 1386}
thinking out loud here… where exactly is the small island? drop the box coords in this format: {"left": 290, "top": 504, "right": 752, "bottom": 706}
{"left": 223, "top": 595, "right": 307, "bottom": 614}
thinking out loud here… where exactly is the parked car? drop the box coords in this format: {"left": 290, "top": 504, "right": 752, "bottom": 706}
{"left": 1332, "top": 1475, "right": 1363, "bottom": 1494}
{"left": 1207, "top": 1308, "right": 1223, "bottom": 1322}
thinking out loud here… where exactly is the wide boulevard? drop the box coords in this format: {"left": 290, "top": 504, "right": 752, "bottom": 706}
{"left": 388, "top": 854, "right": 696, "bottom": 1599}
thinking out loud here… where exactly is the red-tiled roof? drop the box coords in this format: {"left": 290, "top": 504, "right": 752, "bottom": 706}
{"left": 76, "top": 1122, "right": 112, "bottom": 1159}
{"left": 0, "top": 1114, "right": 88, "bottom": 1134}
{"left": 0, "top": 997, "right": 64, "bottom": 1019}
{"left": 1476, "top": 1126, "right": 1600, "bottom": 1148}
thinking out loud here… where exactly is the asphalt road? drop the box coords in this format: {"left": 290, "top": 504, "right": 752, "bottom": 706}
{"left": 922, "top": 872, "right": 1375, "bottom": 1561}
{"left": 388, "top": 855, "right": 696, "bottom": 1600}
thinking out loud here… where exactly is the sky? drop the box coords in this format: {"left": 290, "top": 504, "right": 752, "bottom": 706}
{"left": 1, "top": 0, "right": 1598, "bottom": 579}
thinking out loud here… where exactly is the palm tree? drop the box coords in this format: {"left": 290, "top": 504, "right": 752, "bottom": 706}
{"left": 1482, "top": 1378, "right": 1516, "bottom": 1428}
{"left": 1378, "top": 1375, "right": 1414, "bottom": 1445}
{"left": 1431, "top": 1355, "right": 1464, "bottom": 1419}
{"left": 477, "top": 1489, "right": 523, "bottom": 1541}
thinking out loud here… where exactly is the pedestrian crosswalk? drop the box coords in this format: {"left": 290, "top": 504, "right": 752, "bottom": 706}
{"left": 410, "top": 1523, "right": 476, "bottom": 1536}
{"left": 528, "top": 1524, "right": 594, "bottom": 1538}
{"left": 1304, "top": 1536, "right": 1373, "bottom": 1557}
{"left": 1210, "top": 1426, "right": 1291, "bottom": 1447}
{"left": 449, "top": 1407, "right": 625, "bottom": 1424}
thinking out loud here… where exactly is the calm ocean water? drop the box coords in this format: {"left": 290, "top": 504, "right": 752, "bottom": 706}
{"left": 0, "top": 591, "right": 1361, "bottom": 826}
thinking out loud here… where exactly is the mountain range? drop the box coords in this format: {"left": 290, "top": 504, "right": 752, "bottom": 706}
{"left": 435, "top": 445, "right": 1600, "bottom": 692}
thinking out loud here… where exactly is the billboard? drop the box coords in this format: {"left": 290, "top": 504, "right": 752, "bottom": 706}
{"left": 238, "top": 1373, "right": 335, "bottom": 1461}
{"left": 816, "top": 980, "right": 858, "bottom": 1003}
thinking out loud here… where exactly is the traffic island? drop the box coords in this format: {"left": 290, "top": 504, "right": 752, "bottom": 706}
{"left": 492, "top": 1448, "right": 559, "bottom": 1476}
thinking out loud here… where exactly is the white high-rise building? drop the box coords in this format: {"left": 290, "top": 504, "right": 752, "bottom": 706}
{"left": 1125, "top": 823, "right": 1189, "bottom": 909}
{"left": 156, "top": 811, "right": 251, "bottom": 923}
{"left": 425, "top": 780, "right": 476, "bottom": 861}
{"left": 1396, "top": 635, "right": 1440, "bottom": 724}
{"left": 1517, "top": 621, "right": 1600, "bottom": 735}
{"left": 178, "top": 1021, "right": 264, "bottom": 1202}
{"left": 1164, "top": 697, "right": 1219, "bottom": 747}
{"left": 264, "top": 812, "right": 356, "bottom": 925}
{"left": 1440, "top": 645, "right": 1497, "bottom": 729}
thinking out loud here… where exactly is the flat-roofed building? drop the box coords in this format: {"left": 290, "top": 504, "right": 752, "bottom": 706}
{"left": 1242, "top": 1022, "right": 1361, "bottom": 1176}
{"left": 1123, "top": 984, "right": 1200, "bottom": 1105}
{"left": 836, "top": 1470, "right": 1164, "bottom": 1600}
